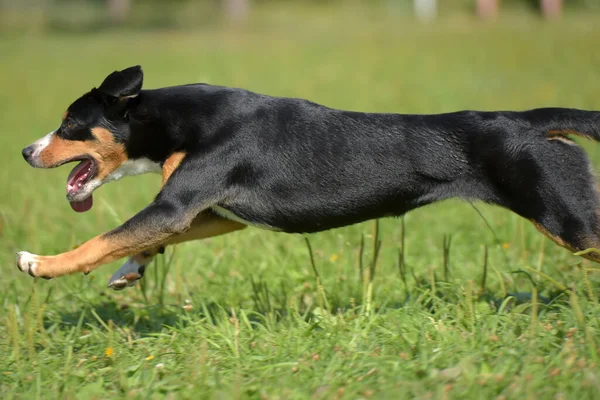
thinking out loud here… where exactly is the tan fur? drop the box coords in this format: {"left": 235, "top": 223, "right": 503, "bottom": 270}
{"left": 531, "top": 220, "right": 574, "bottom": 251}
{"left": 29, "top": 213, "right": 245, "bottom": 278}
{"left": 530, "top": 220, "right": 600, "bottom": 263}
{"left": 547, "top": 129, "right": 588, "bottom": 139}
{"left": 38, "top": 127, "right": 128, "bottom": 181}
{"left": 162, "top": 151, "right": 186, "bottom": 186}
{"left": 30, "top": 134, "right": 246, "bottom": 279}
{"left": 118, "top": 151, "right": 226, "bottom": 272}
{"left": 145, "top": 151, "right": 223, "bottom": 258}
{"left": 547, "top": 135, "right": 575, "bottom": 145}
{"left": 163, "top": 213, "right": 246, "bottom": 246}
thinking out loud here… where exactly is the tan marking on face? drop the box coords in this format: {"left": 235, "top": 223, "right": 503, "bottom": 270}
{"left": 62, "top": 112, "right": 68, "bottom": 121}
{"left": 162, "top": 151, "right": 186, "bottom": 187}
{"left": 38, "top": 136, "right": 93, "bottom": 166}
{"left": 37, "top": 127, "right": 128, "bottom": 181}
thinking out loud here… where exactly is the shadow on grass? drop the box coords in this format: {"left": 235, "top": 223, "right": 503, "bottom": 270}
{"left": 54, "top": 299, "right": 182, "bottom": 336}
{"left": 50, "top": 276, "right": 570, "bottom": 337}
{"left": 54, "top": 296, "right": 254, "bottom": 336}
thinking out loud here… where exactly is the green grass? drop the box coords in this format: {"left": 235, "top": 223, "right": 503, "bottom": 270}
{"left": 1, "top": 6, "right": 600, "bottom": 399}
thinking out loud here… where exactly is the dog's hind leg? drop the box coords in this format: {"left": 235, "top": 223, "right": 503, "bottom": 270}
{"left": 528, "top": 194, "right": 600, "bottom": 264}
{"left": 502, "top": 137, "right": 600, "bottom": 262}
{"left": 107, "top": 212, "right": 245, "bottom": 290}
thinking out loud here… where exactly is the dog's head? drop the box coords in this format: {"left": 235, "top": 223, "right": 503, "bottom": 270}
{"left": 22, "top": 66, "right": 154, "bottom": 212}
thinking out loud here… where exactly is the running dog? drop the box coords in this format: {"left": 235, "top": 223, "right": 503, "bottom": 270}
{"left": 17, "top": 66, "right": 600, "bottom": 289}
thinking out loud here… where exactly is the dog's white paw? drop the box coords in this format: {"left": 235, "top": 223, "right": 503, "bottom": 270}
{"left": 16, "top": 251, "right": 39, "bottom": 277}
{"left": 107, "top": 259, "right": 146, "bottom": 291}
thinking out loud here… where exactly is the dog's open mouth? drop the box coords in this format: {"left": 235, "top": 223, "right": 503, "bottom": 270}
{"left": 66, "top": 158, "right": 97, "bottom": 213}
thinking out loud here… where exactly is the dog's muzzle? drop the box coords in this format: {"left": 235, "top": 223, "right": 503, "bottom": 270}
{"left": 21, "top": 131, "right": 56, "bottom": 168}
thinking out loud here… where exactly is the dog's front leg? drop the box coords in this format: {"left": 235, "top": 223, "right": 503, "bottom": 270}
{"left": 16, "top": 197, "right": 202, "bottom": 279}
{"left": 107, "top": 212, "right": 246, "bottom": 290}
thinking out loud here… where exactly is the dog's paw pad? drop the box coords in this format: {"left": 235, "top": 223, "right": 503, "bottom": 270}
{"left": 108, "top": 278, "right": 129, "bottom": 291}
{"left": 16, "top": 251, "right": 39, "bottom": 277}
{"left": 107, "top": 262, "right": 145, "bottom": 291}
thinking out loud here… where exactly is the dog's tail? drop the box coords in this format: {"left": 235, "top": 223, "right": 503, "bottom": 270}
{"left": 517, "top": 108, "right": 600, "bottom": 141}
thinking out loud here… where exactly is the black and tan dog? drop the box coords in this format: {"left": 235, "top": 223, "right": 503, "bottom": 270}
{"left": 17, "top": 66, "right": 600, "bottom": 289}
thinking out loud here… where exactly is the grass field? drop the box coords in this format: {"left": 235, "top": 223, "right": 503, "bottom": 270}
{"left": 1, "top": 6, "right": 600, "bottom": 399}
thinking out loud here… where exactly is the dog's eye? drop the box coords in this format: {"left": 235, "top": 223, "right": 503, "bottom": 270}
{"left": 66, "top": 121, "right": 73, "bottom": 129}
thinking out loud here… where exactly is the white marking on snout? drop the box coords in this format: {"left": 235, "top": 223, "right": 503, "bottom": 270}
{"left": 106, "top": 158, "right": 162, "bottom": 182}
{"left": 30, "top": 131, "right": 56, "bottom": 158}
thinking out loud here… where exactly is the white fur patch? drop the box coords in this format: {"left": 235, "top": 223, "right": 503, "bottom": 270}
{"left": 211, "top": 205, "right": 280, "bottom": 231}
{"left": 16, "top": 251, "right": 39, "bottom": 275}
{"left": 31, "top": 131, "right": 55, "bottom": 158}
{"left": 106, "top": 158, "right": 162, "bottom": 182}
{"left": 68, "top": 158, "right": 161, "bottom": 202}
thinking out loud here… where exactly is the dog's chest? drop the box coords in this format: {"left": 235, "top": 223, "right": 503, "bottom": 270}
{"left": 107, "top": 158, "right": 162, "bottom": 182}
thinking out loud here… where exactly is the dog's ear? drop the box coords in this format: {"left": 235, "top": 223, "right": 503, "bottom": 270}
{"left": 97, "top": 66, "right": 143, "bottom": 99}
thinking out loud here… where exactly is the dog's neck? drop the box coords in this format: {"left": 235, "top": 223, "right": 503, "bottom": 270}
{"left": 123, "top": 91, "right": 201, "bottom": 164}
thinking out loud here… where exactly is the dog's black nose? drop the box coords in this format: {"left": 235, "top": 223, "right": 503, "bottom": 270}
{"left": 22, "top": 146, "right": 34, "bottom": 160}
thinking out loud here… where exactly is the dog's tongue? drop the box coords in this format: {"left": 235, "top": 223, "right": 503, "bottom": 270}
{"left": 66, "top": 160, "right": 94, "bottom": 213}
{"left": 70, "top": 196, "right": 93, "bottom": 213}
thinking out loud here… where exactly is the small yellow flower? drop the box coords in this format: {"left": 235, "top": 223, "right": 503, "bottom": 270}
{"left": 105, "top": 347, "right": 114, "bottom": 358}
{"left": 502, "top": 243, "right": 510, "bottom": 250}
{"left": 330, "top": 254, "right": 339, "bottom": 262}
{"left": 146, "top": 355, "right": 155, "bottom": 361}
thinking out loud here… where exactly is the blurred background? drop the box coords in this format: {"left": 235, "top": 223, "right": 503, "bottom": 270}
{"left": 1, "top": 0, "right": 600, "bottom": 33}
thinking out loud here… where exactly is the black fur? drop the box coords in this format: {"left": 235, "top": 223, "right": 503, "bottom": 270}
{"left": 30, "top": 67, "right": 600, "bottom": 261}
{"left": 97, "top": 65, "right": 143, "bottom": 99}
